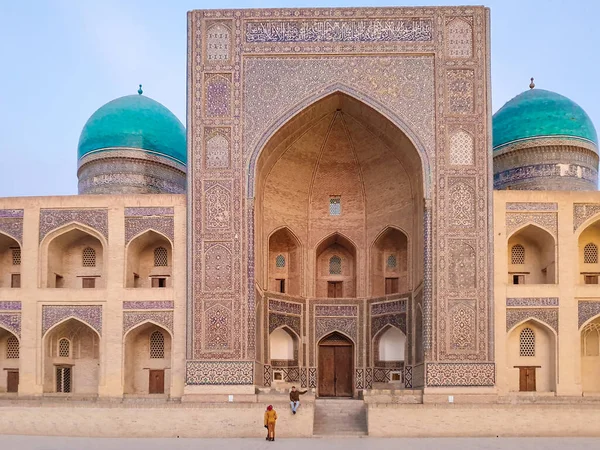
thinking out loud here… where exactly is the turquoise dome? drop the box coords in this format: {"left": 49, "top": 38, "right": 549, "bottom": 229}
{"left": 78, "top": 94, "right": 186, "bottom": 165}
{"left": 493, "top": 88, "right": 598, "bottom": 151}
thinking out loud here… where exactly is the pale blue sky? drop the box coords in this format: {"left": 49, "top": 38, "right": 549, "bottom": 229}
{"left": 0, "top": 0, "right": 598, "bottom": 197}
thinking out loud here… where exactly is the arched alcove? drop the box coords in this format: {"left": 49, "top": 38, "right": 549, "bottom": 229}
{"left": 0, "top": 327, "right": 19, "bottom": 393}
{"left": 507, "top": 225, "right": 556, "bottom": 284}
{"left": 578, "top": 218, "right": 600, "bottom": 284}
{"left": 0, "top": 233, "right": 21, "bottom": 288}
{"left": 123, "top": 322, "right": 172, "bottom": 395}
{"left": 126, "top": 230, "right": 173, "bottom": 288}
{"left": 43, "top": 226, "right": 105, "bottom": 289}
{"left": 376, "top": 325, "right": 406, "bottom": 363}
{"left": 316, "top": 233, "right": 357, "bottom": 298}
{"left": 581, "top": 317, "right": 600, "bottom": 392}
{"left": 371, "top": 228, "right": 409, "bottom": 296}
{"left": 268, "top": 228, "right": 302, "bottom": 295}
{"left": 43, "top": 318, "right": 100, "bottom": 394}
{"left": 507, "top": 319, "right": 556, "bottom": 392}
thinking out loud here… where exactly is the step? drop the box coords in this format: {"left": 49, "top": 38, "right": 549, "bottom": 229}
{"left": 313, "top": 398, "right": 367, "bottom": 436}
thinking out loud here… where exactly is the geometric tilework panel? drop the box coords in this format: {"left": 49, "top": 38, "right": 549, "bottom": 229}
{"left": 269, "top": 313, "right": 301, "bottom": 337}
{"left": 0, "top": 313, "right": 21, "bottom": 338}
{"left": 42, "top": 305, "right": 102, "bottom": 336}
{"left": 404, "top": 365, "right": 413, "bottom": 388}
{"left": 186, "top": 361, "right": 254, "bottom": 385}
{"left": 506, "top": 308, "right": 558, "bottom": 334}
{"left": 506, "top": 212, "right": 558, "bottom": 238}
{"left": 506, "top": 298, "right": 559, "bottom": 307}
{"left": 371, "top": 314, "right": 406, "bottom": 339}
{"left": 122, "top": 301, "right": 175, "bottom": 310}
{"left": 123, "top": 311, "right": 174, "bottom": 336}
{"left": 308, "top": 368, "right": 317, "bottom": 388}
{"left": 0, "top": 302, "right": 21, "bottom": 311}
{"left": 426, "top": 363, "right": 495, "bottom": 387}
{"left": 506, "top": 308, "right": 558, "bottom": 333}
{"left": 446, "top": 18, "right": 473, "bottom": 59}
{"left": 573, "top": 203, "right": 600, "bottom": 232}
{"left": 263, "top": 364, "right": 272, "bottom": 387}
{"left": 449, "top": 130, "right": 474, "bottom": 165}
{"left": 315, "top": 317, "right": 357, "bottom": 343}
{"left": 300, "top": 367, "right": 307, "bottom": 388}
{"left": 39, "top": 209, "right": 108, "bottom": 242}
{"left": 0, "top": 218, "right": 23, "bottom": 244}
{"left": 203, "top": 243, "right": 233, "bottom": 292}
{"left": 355, "top": 369, "right": 364, "bottom": 389}
{"left": 579, "top": 301, "right": 600, "bottom": 328}
{"left": 125, "top": 216, "right": 174, "bottom": 245}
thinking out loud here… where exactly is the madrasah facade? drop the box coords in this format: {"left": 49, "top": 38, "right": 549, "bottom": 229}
{"left": 1, "top": 6, "right": 599, "bottom": 411}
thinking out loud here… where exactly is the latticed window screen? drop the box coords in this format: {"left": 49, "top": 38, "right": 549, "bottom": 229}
{"left": 82, "top": 247, "right": 96, "bottom": 267}
{"left": 12, "top": 248, "right": 21, "bottom": 266}
{"left": 387, "top": 254, "right": 397, "bottom": 269}
{"left": 519, "top": 328, "right": 535, "bottom": 357}
{"left": 154, "top": 247, "right": 168, "bottom": 267}
{"left": 58, "top": 338, "right": 70, "bottom": 358}
{"left": 329, "top": 196, "right": 341, "bottom": 216}
{"left": 329, "top": 256, "right": 342, "bottom": 275}
{"left": 275, "top": 254, "right": 285, "bottom": 268}
{"left": 6, "top": 336, "right": 19, "bottom": 359}
{"left": 584, "top": 243, "right": 598, "bottom": 264}
{"left": 150, "top": 331, "right": 165, "bottom": 359}
{"left": 56, "top": 367, "right": 71, "bottom": 393}
{"left": 511, "top": 244, "right": 525, "bottom": 265}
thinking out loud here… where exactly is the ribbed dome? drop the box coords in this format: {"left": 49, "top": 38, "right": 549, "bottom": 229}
{"left": 78, "top": 94, "right": 186, "bottom": 164}
{"left": 493, "top": 88, "right": 598, "bottom": 152}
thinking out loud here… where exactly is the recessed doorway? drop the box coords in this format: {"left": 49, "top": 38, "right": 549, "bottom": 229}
{"left": 318, "top": 332, "right": 353, "bottom": 397}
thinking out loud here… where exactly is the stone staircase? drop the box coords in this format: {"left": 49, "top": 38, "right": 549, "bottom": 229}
{"left": 313, "top": 398, "right": 367, "bottom": 436}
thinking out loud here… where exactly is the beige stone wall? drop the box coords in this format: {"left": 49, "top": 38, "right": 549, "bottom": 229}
{"left": 0, "top": 403, "right": 314, "bottom": 438}
{"left": 368, "top": 404, "right": 600, "bottom": 437}
{"left": 0, "top": 194, "right": 185, "bottom": 399}
{"left": 494, "top": 190, "right": 600, "bottom": 397}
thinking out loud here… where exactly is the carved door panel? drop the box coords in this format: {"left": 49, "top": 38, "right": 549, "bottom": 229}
{"left": 149, "top": 369, "right": 165, "bottom": 394}
{"left": 318, "top": 346, "right": 335, "bottom": 397}
{"left": 334, "top": 346, "right": 353, "bottom": 397}
{"left": 6, "top": 370, "right": 18, "bottom": 393}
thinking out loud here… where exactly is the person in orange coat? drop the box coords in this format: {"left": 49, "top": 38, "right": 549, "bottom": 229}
{"left": 264, "top": 404, "right": 278, "bottom": 441}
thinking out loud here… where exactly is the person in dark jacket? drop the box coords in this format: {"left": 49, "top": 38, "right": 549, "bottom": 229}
{"left": 289, "top": 386, "right": 307, "bottom": 414}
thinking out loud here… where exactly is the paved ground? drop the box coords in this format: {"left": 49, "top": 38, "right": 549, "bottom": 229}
{"left": 3, "top": 437, "right": 600, "bottom": 450}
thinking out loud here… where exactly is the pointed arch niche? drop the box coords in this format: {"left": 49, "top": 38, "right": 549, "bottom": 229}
{"left": 578, "top": 217, "right": 600, "bottom": 285}
{"left": 0, "top": 327, "right": 19, "bottom": 392}
{"left": 316, "top": 233, "right": 356, "bottom": 298}
{"left": 507, "top": 224, "right": 556, "bottom": 285}
{"left": 268, "top": 228, "right": 302, "bottom": 296}
{"left": 43, "top": 318, "right": 100, "bottom": 394}
{"left": 0, "top": 232, "right": 21, "bottom": 288}
{"left": 507, "top": 319, "right": 556, "bottom": 392}
{"left": 126, "top": 230, "right": 173, "bottom": 288}
{"left": 41, "top": 225, "right": 105, "bottom": 289}
{"left": 123, "top": 322, "right": 172, "bottom": 395}
{"left": 253, "top": 92, "right": 424, "bottom": 300}
{"left": 371, "top": 228, "right": 408, "bottom": 296}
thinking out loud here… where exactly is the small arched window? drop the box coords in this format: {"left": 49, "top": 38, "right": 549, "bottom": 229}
{"left": 150, "top": 331, "right": 165, "bottom": 359}
{"left": 154, "top": 247, "right": 168, "bottom": 267}
{"left": 82, "top": 247, "right": 96, "bottom": 267}
{"left": 386, "top": 254, "right": 397, "bottom": 269}
{"left": 6, "top": 336, "right": 19, "bottom": 359}
{"left": 329, "top": 256, "right": 342, "bottom": 275}
{"left": 519, "top": 328, "right": 535, "bottom": 357}
{"left": 12, "top": 248, "right": 21, "bottom": 266}
{"left": 58, "top": 338, "right": 70, "bottom": 358}
{"left": 275, "top": 254, "right": 285, "bottom": 268}
{"left": 511, "top": 244, "right": 525, "bottom": 265}
{"left": 584, "top": 243, "right": 598, "bottom": 264}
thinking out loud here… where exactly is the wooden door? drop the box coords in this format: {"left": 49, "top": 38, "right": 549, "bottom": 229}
{"left": 318, "top": 333, "right": 353, "bottom": 397}
{"left": 334, "top": 346, "right": 353, "bottom": 396}
{"left": 519, "top": 367, "right": 536, "bottom": 392}
{"left": 7, "top": 371, "right": 18, "bottom": 393}
{"left": 149, "top": 369, "right": 165, "bottom": 394}
{"left": 327, "top": 282, "right": 343, "bottom": 298}
{"left": 318, "top": 346, "right": 335, "bottom": 397}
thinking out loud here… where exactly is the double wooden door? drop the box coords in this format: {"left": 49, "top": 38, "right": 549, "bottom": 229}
{"left": 518, "top": 366, "right": 537, "bottom": 392}
{"left": 318, "top": 334, "right": 353, "bottom": 397}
